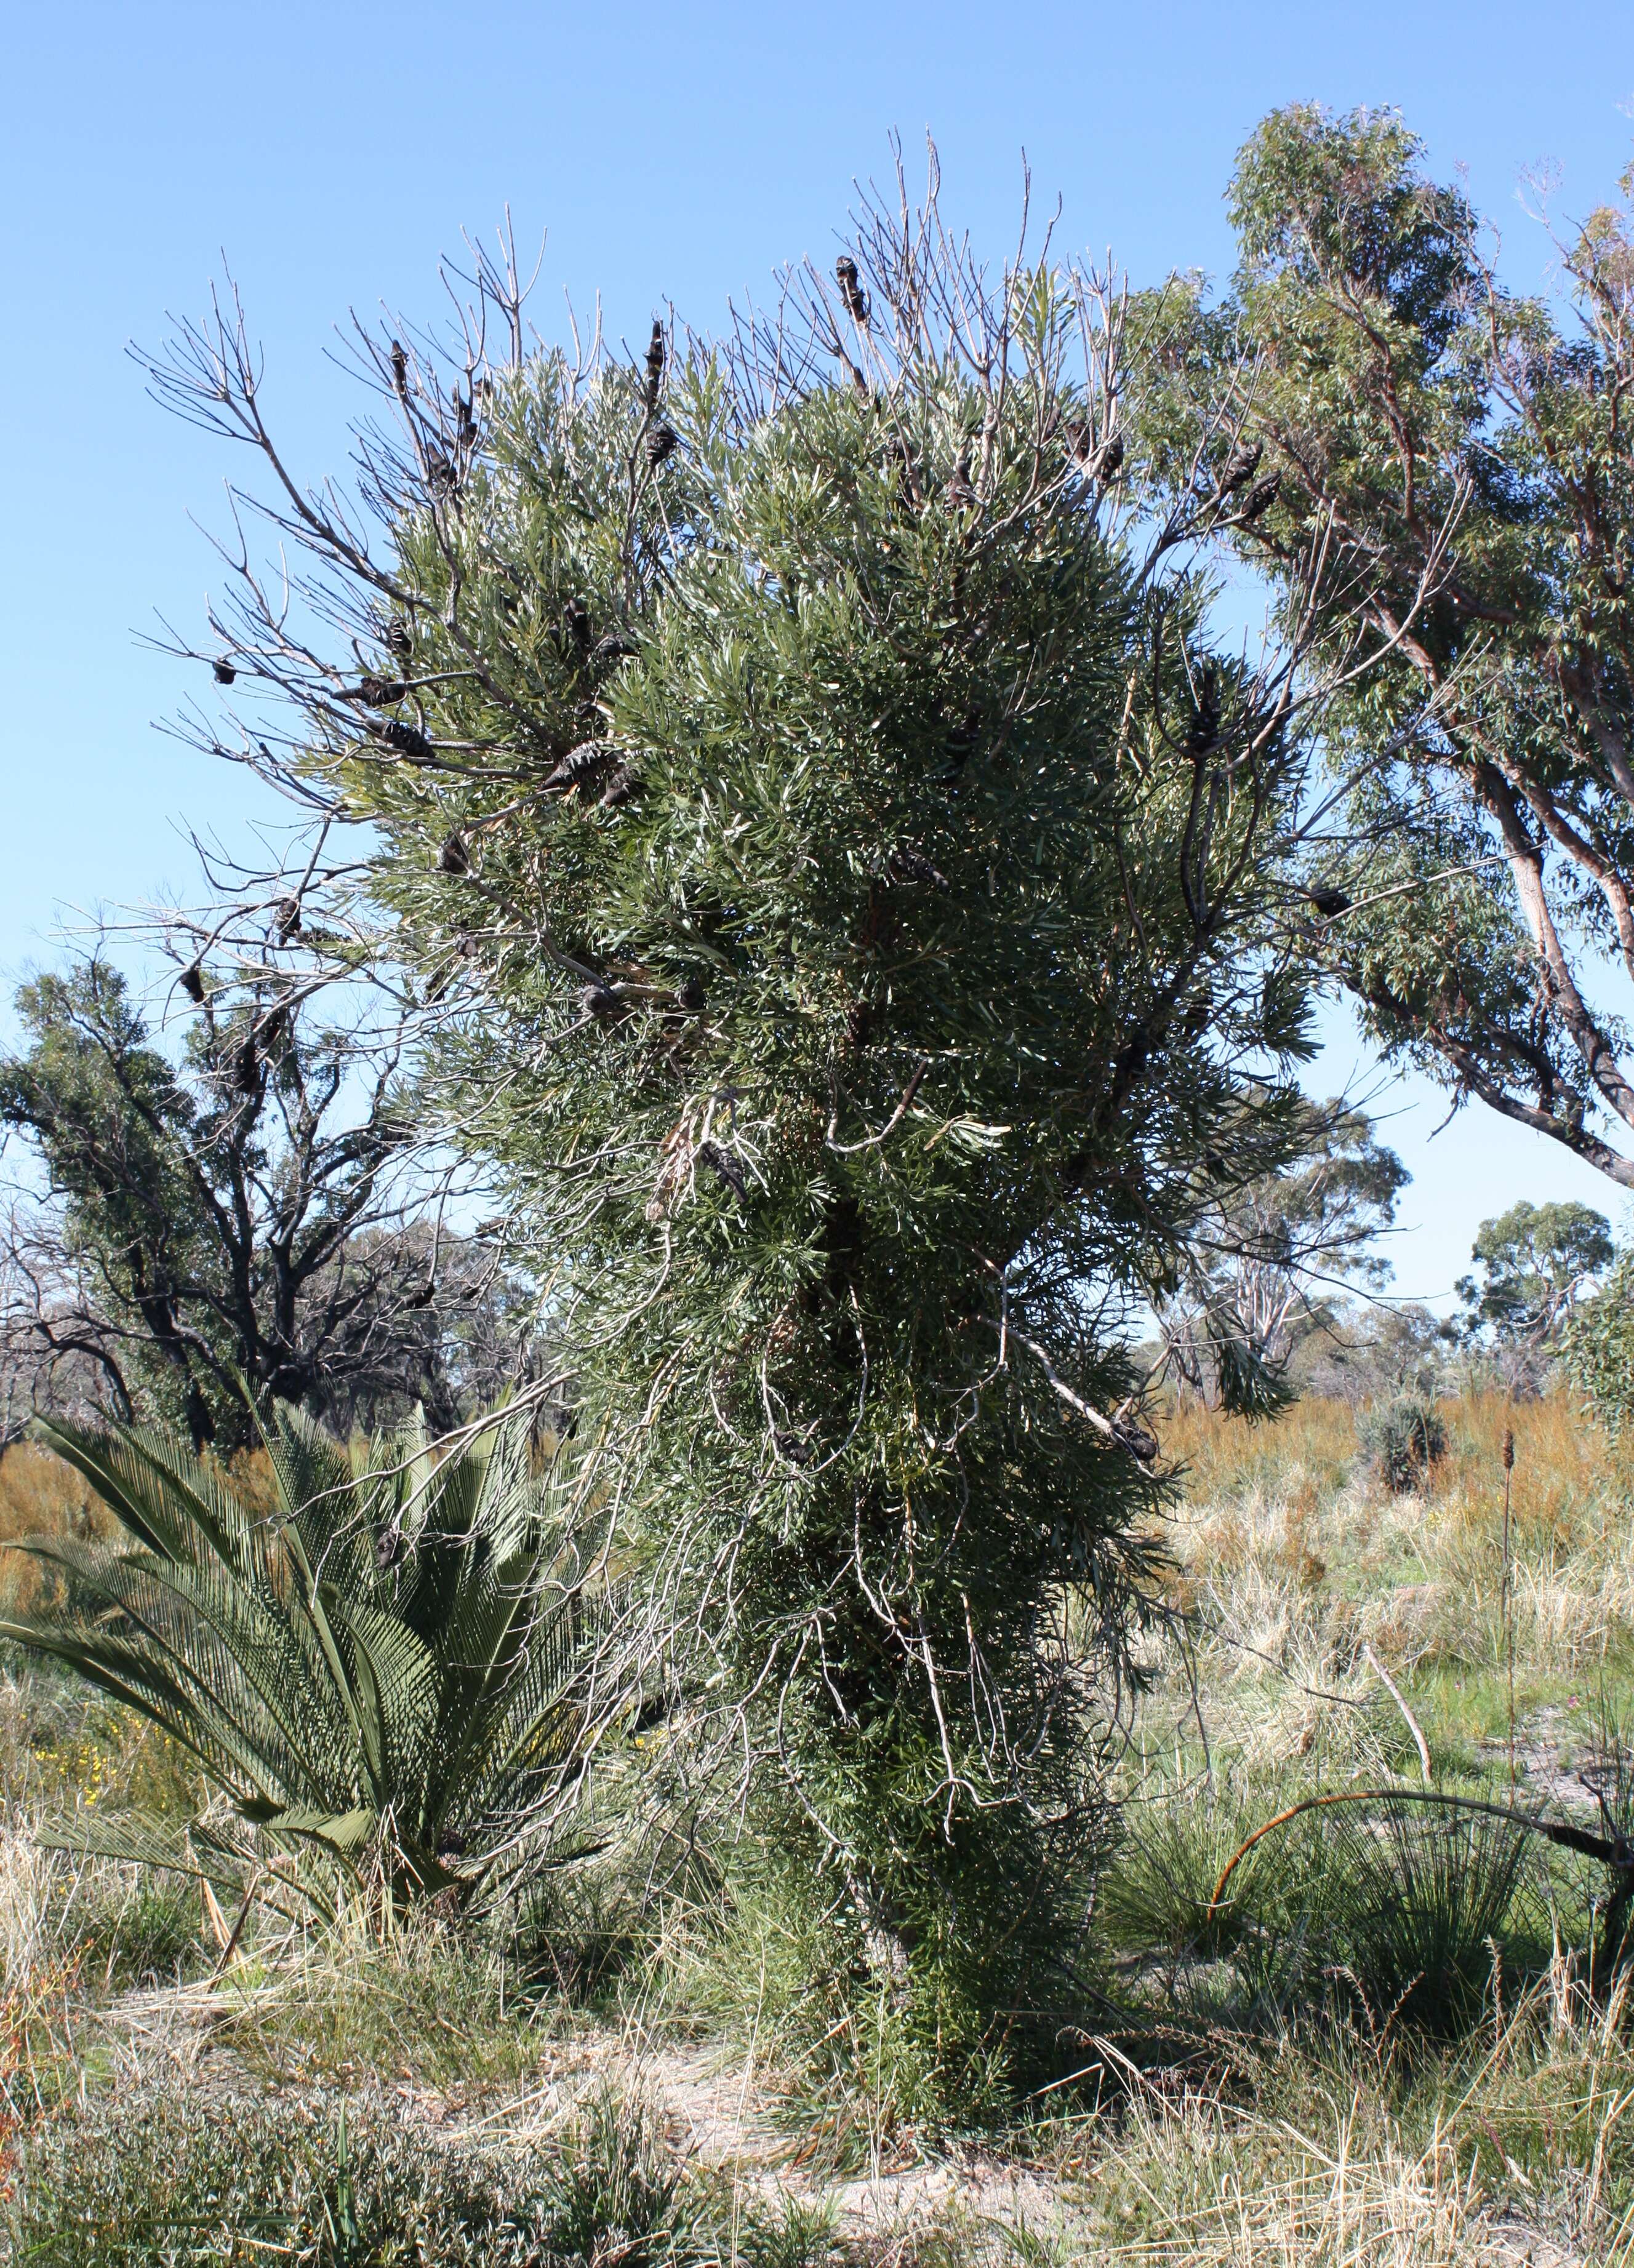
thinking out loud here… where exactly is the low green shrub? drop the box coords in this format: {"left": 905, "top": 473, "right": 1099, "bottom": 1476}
{"left": 12, "top": 2089, "right": 549, "bottom": 2264}
{"left": 78, "top": 1868, "right": 201, "bottom": 1990}
{"left": 1356, "top": 1394, "right": 1447, "bottom": 1493}
{"left": 540, "top": 2085, "right": 686, "bottom": 2268}
{"left": 11, "top": 2083, "right": 695, "bottom": 2266}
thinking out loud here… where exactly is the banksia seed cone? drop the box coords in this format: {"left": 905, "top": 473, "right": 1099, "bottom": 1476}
{"left": 582, "top": 983, "right": 624, "bottom": 1023}
{"left": 382, "top": 719, "right": 433, "bottom": 762}
{"left": 543, "top": 740, "right": 624, "bottom": 795}
{"left": 1215, "top": 437, "right": 1262, "bottom": 498}
{"left": 644, "top": 319, "right": 665, "bottom": 410}
{"left": 1238, "top": 471, "right": 1281, "bottom": 523}
{"left": 699, "top": 1140, "right": 748, "bottom": 1200}
{"left": 1187, "top": 665, "right": 1221, "bottom": 754}
{"left": 887, "top": 846, "right": 950, "bottom": 889}
{"left": 836, "top": 255, "right": 869, "bottom": 323}
{"left": 390, "top": 340, "right": 409, "bottom": 396}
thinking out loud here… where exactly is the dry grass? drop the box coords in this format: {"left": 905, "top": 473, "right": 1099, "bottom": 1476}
{"left": 1155, "top": 1393, "right": 1634, "bottom": 1706}
{"left": 0, "top": 1440, "right": 281, "bottom": 1617}
{"left": 0, "top": 1444, "right": 114, "bottom": 1615}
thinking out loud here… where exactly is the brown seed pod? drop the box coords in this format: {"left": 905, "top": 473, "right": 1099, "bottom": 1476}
{"left": 643, "top": 319, "right": 665, "bottom": 410}
{"left": 1215, "top": 437, "right": 1262, "bottom": 498}
{"left": 382, "top": 719, "right": 434, "bottom": 763}
{"left": 1238, "top": 471, "right": 1281, "bottom": 523}
{"left": 1307, "top": 885, "right": 1351, "bottom": 919}
{"left": 886, "top": 846, "right": 950, "bottom": 890}
{"left": 580, "top": 983, "right": 625, "bottom": 1023}
{"left": 699, "top": 1141, "right": 748, "bottom": 1200}
{"left": 835, "top": 255, "right": 869, "bottom": 324}
{"left": 543, "top": 740, "right": 625, "bottom": 796}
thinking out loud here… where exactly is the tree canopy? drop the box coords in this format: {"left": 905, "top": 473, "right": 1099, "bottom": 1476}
{"left": 0, "top": 956, "right": 526, "bottom": 1446}
{"left": 1129, "top": 105, "right": 1634, "bottom": 1188}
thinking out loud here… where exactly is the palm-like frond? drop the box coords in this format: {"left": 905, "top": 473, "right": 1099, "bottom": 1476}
{"left": 2, "top": 1405, "right": 605, "bottom": 1909}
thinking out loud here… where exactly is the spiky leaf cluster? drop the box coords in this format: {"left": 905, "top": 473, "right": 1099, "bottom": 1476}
{"left": 4, "top": 1407, "right": 598, "bottom": 1909}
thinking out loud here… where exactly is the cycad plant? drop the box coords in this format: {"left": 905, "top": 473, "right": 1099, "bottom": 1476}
{"left": 2, "top": 1407, "right": 603, "bottom": 1912}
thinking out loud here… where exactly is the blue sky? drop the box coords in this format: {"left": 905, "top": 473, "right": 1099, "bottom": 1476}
{"left": 4, "top": 0, "right": 1632, "bottom": 1304}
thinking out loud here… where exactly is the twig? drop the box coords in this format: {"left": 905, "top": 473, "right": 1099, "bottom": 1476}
{"left": 1362, "top": 1641, "right": 1432, "bottom": 1784}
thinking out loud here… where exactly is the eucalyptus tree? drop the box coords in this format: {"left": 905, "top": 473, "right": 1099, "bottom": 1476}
{"left": 138, "top": 166, "right": 1415, "bottom": 2090}
{"left": 1155, "top": 1100, "right": 1408, "bottom": 1412}
{"left": 1131, "top": 106, "right": 1634, "bottom": 1188}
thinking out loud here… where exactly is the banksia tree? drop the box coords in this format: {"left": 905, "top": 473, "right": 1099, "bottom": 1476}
{"left": 145, "top": 165, "right": 1366, "bottom": 2094}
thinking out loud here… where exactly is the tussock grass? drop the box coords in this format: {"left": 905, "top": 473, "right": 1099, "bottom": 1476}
{"left": 212, "top": 1909, "right": 554, "bottom": 2092}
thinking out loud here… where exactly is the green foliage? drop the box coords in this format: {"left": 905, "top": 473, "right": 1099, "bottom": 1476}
{"left": 12, "top": 2088, "right": 563, "bottom": 2265}
{"left": 540, "top": 2087, "right": 686, "bottom": 2268}
{"left": 1456, "top": 1200, "right": 1614, "bottom": 1349}
{"left": 1564, "top": 1251, "right": 1634, "bottom": 1437}
{"left": 1126, "top": 104, "right": 1634, "bottom": 1188}
{"left": 1356, "top": 1392, "right": 1447, "bottom": 1492}
{"left": 1, "top": 963, "right": 225, "bottom": 1444}
{"left": 1156, "top": 1099, "right": 1408, "bottom": 1411}
{"left": 0, "top": 1407, "right": 599, "bottom": 1909}
{"left": 152, "top": 171, "right": 1340, "bottom": 2092}
{"left": 1316, "top": 1802, "right": 1531, "bottom": 2038}
{"left": 0, "top": 958, "right": 500, "bottom": 1447}
{"left": 1107, "top": 1775, "right": 1533, "bottom": 2043}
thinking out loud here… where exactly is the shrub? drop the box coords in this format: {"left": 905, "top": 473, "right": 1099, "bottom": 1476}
{"left": 1563, "top": 1252, "right": 1634, "bottom": 1439}
{"left": 1, "top": 1405, "right": 603, "bottom": 1914}
{"left": 1357, "top": 1393, "right": 1447, "bottom": 1493}
{"left": 11, "top": 2083, "right": 694, "bottom": 2266}
{"left": 1320, "top": 1801, "right": 1532, "bottom": 2037}
{"left": 150, "top": 156, "right": 1345, "bottom": 2093}
{"left": 11, "top": 2088, "right": 555, "bottom": 2264}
